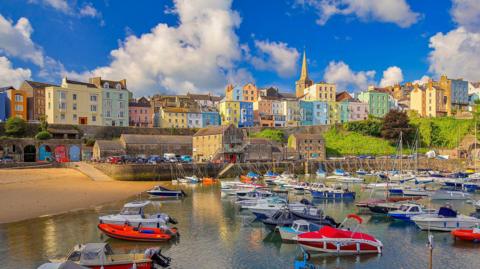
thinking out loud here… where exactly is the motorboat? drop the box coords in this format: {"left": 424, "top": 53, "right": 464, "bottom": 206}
{"left": 368, "top": 202, "right": 401, "bottom": 214}
{"left": 316, "top": 168, "right": 326, "bottom": 178}
{"left": 451, "top": 226, "right": 480, "bottom": 241}
{"left": 98, "top": 223, "right": 178, "bottom": 242}
{"left": 411, "top": 206, "right": 480, "bottom": 231}
{"left": 99, "top": 201, "right": 177, "bottom": 228}
{"left": 236, "top": 189, "right": 272, "bottom": 201}
{"left": 185, "top": 175, "right": 200, "bottom": 183}
{"left": 278, "top": 220, "right": 323, "bottom": 242}
{"left": 389, "top": 174, "right": 415, "bottom": 182}
{"left": 387, "top": 203, "right": 436, "bottom": 221}
{"left": 310, "top": 186, "right": 356, "bottom": 200}
{"left": 389, "top": 186, "right": 433, "bottom": 197}
{"left": 262, "top": 208, "right": 336, "bottom": 230}
{"left": 430, "top": 190, "right": 472, "bottom": 200}
{"left": 296, "top": 214, "right": 383, "bottom": 255}
{"left": 335, "top": 176, "right": 364, "bottom": 183}
{"left": 291, "top": 206, "right": 338, "bottom": 226}
{"left": 264, "top": 171, "right": 279, "bottom": 179}
{"left": 355, "top": 197, "right": 421, "bottom": 209}
{"left": 333, "top": 169, "right": 348, "bottom": 176}
{"left": 48, "top": 243, "right": 171, "bottom": 269}
{"left": 364, "top": 182, "right": 402, "bottom": 190}
{"left": 292, "top": 182, "right": 309, "bottom": 191}
{"left": 247, "top": 199, "right": 311, "bottom": 219}
{"left": 38, "top": 261, "right": 89, "bottom": 269}
{"left": 356, "top": 169, "right": 367, "bottom": 176}
{"left": 147, "top": 186, "right": 186, "bottom": 198}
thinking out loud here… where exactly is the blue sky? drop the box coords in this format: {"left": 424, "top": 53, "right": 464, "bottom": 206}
{"left": 0, "top": 0, "right": 479, "bottom": 97}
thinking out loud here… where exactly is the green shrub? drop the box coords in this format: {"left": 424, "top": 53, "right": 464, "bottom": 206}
{"left": 35, "top": 131, "right": 52, "bottom": 140}
{"left": 5, "top": 117, "right": 27, "bottom": 137}
{"left": 324, "top": 127, "right": 397, "bottom": 156}
{"left": 249, "top": 129, "right": 285, "bottom": 143}
{"left": 344, "top": 119, "right": 382, "bottom": 137}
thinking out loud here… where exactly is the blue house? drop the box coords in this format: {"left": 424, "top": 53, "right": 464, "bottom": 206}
{"left": 0, "top": 87, "right": 13, "bottom": 122}
{"left": 202, "top": 111, "right": 220, "bottom": 127}
{"left": 312, "top": 101, "right": 329, "bottom": 125}
{"left": 300, "top": 101, "right": 313, "bottom": 126}
{"left": 450, "top": 78, "right": 469, "bottom": 107}
{"left": 239, "top": 101, "right": 254, "bottom": 127}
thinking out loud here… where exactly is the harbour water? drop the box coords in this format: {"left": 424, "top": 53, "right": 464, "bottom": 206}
{"left": 1, "top": 182, "right": 479, "bottom": 269}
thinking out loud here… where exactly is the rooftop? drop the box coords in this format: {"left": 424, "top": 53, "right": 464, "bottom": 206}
{"left": 193, "top": 125, "right": 232, "bottom": 136}
{"left": 121, "top": 134, "right": 192, "bottom": 144}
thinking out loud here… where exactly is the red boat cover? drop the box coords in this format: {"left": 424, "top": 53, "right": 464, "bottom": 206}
{"left": 298, "top": 226, "right": 376, "bottom": 241}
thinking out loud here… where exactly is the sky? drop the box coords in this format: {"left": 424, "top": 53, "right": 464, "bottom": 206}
{"left": 0, "top": 0, "right": 479, "bottom": 97}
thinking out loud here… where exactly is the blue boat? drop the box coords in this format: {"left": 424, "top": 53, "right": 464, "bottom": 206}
{"left": 310, "top": 189, "right": 356, "bottom": 200}
{"left": 387, "top": 203, "right": 436, "bottom": 221}
{"left": 263, "top": 171, "right": 278, "bottom": 178}
{"left": 316, "top": 168, "right": 326, "bottom": 177}
{"left": 333, "top": 169, "right": 348, "bottom": 176}
{"left": 147, "top": 186, "right": 186, "bottom": 197}
{"left": 388, "top": 188, "right": 405, "bottom": 195}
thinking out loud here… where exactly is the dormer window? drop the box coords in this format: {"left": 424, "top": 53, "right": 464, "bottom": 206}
{"left": 116, "top": 83, "right": 122, "bottom": 90}
{"left": 103, "top": 82, "right": 110, "bottom": 89}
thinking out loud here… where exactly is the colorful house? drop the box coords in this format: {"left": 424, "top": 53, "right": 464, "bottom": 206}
{"left": 358, "top": 89, "right": 391, "bottom": 118}
{"left": 89, "top": 77, "right": 129, "bottom": 127}
{"left": 219, "top": 100, "right": 240, "bottom": 126}
{"left": 300, "top": 101, "right": 313, "bottom": 126}
{"left": 128, "top": 97, "right": 153, "bottom": 127}
{"left": 202, "top": 110, "right": 220, "bottom": 127}
{"left": 239, "top": 101, "right": 254, "bottom": 127}
{"left": 159, "top": 107, "right": 188, "bottom": 128}
{"left": 348, "top": 101, "right": 369, "bottom": 121}
{"left": 6, "top": 87, "right": 28, "bottom": 120}
{"left": 409, "top": 82, "right": 447, "bottom": 117}
{"left": 192, "top": 124, "right": 244, "bottom": 163}
{"left": 19, "top": 80, "right": 58, "bottom": 121}
{"left": 282, "top": 99, "right": 300, "bottom": 127}
{"left": 45, "top": 78, "right": 103, "bottom": 125}
{"left": 338, "top": 102, "right": 350, "bottom": 123}
{"left": 312, "top": 101, "right": 328, "bottom": 125}
{"left": 225, "top": 84, "right": 243, "bottom": 101}
{"left": 0, "top": 87, "right": 13, "bottom": 121}
{"left": 243, "top": 83, "right": 258, "bottom": 102}
{"left": 302, "top": 82, "right": 336, "bottom": 102}
{"left": 187, "top": 111, "right": 203, "bottom": 128}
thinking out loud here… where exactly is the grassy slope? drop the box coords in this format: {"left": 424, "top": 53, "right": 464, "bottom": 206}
{"left": 324, "top": 128, "right": 397, "bottom": 156}
{"left": 409, "top": 117, "right": 474, "bottom": 148}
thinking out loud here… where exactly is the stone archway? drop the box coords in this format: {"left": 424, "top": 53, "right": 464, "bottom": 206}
{"left": 0, "top": 145, "right": 4, "bottom": 158}
{"left": 23, "top": 145, "right": 36, "bottom": 162}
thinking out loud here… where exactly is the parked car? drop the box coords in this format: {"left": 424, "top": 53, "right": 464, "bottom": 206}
{"left": 106, "top": 156, "right": 122, "bottom": 164}
{"left": 180, "top": 155, "right": 193, "bottom": 163}
{"left": 120, "top": 155, "right": 136, "bottom": 163}
{"left": 1, "top": 156, "right": 14, "bottom": 163}
{"left": 148, "top": 156, "right": 165, "bottom": 164}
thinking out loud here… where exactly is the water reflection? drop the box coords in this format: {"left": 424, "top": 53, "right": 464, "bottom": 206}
{"left": 1, "top": 182, "right": 480, "bottom": 269}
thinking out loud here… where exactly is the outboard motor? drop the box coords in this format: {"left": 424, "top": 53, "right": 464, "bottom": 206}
{"left": 168, "top": 216, "right": 178, "bottom": 225}
{"left": 145, "top": 248, "right": 171, "bottom": 268}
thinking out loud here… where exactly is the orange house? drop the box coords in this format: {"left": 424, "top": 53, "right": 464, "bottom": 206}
{"left": 7, "top": 89, "right": 28, "bottom": 120}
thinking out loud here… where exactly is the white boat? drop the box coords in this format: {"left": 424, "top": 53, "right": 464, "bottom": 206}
{"left": 364, "top": 182, "right": 402, "bottom": 190}
{"left": 430, "top": 190, "right": 471, "bottom": 200}
{"left": 248, "top": 200, "right": 314, "bottom": 219}
{"left": 236, "top": 190, "right": 272, "bottom": 200}
{"left": 402, "top": 188, "right": 433, "bottom": 197}
{"left": 335, "top": 176, "right": 364, "bottom": 183}
{"left": 475, "top": 200, "right": 480, "bottom": 210}
{"left": 278, "top": 220, "right": 322, "bottom": 242}
{"left": 411, "top": 206, "right": 480, "bottom": 231}
{"left": 389, "top": 174, "right": 415, "bottom": 182}
{"left": 99, "top": 201, "right": 175, "bottom": 228}
{"left": 185, "top": 175, "right": 200, "bottom": 183}
{"left": 387, "top": 203, "right": 436, "bottom": 221}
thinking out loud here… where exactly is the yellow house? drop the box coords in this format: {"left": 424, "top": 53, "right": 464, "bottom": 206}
{"left": 219, "top": 100, "right": 240, "bottom": 126}
{"left": 45, "top": 78, "right": 102, "bottom": 125}
{"left": 410, "top": 84, "right": 425, "bottom": 116}
{"left": 303, "top": 82, "right": 336, "bottom": 102}
{"left": 409, "top": 82, "right": 447, "bottom": 117}
{"left": 160, "top": 107, "right": 188, "bottom": 128}
{"left": 192, "top": 126, "right": 224, "bottom": 162}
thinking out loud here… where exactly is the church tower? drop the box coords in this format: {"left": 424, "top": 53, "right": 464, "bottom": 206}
{"left": 295, "top": 49, "right": 313, "bottom": 98}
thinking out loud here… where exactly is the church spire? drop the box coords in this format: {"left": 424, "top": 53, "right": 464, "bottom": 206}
{"left": 300, "top": 49, "right": 309, "bottom": 80}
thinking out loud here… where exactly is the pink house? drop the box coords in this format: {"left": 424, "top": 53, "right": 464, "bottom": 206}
{"left": 348, "top": 101, "right": 369, "bottom": 121}
{"left": 129, "top": 97, "right": 153, "bottom": 127}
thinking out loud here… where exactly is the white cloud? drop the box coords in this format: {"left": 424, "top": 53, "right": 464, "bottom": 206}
{"left": 298, "top": 0, "right": 420, "bottom": 28}
{"left": 323, "top": 61, "right": 375, "bottom": 91}
{"left": 428, "top": 27, "right": 480, "bottom": 81}
{"left": 451, "top": 0, "right": 480, "bottom": 33}
{"left": 0, "top": 15, "right": 44, "bottom": 66}
{"left": 79, "top": 3, "right": 101, "bottom": 18}
{"left": 66, "top": 0, "right": 248, "bottom": 96}
{"left": 413, "top": 75, "right": 430, "bottom": 85}
{"left": 379, "top": 66, "right": 403, "bottom": 87}
{"left": 251, "top": 40, "right": 299, "bottom": 77}
{"left": 29, "top": 0, "right": 70, "bottom": 13}
{"left": 0, "top": 56, "right": 31, "bottom": 87}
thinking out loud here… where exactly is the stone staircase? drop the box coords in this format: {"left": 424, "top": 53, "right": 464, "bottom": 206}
{"left": 74, "top": 162, "right": 113, "bottom": 181}
{"left": 217, "top": 163, "right": 235, "bottom": 178}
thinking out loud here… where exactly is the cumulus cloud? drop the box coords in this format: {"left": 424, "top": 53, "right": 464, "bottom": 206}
{"left": 29, "top": 0, "right": 70, "bottom": 13}
{"left": 428, "top": 27, "right": 480, "bottom": 81}
{"left": 0, "top": 15, "right": 44, "bottom": 66}
{"left": 79, "top": 3, "right": 101, "bottom": 18}
{"left": 297, "top": 0, "right": 420, "bottom": 28}
{"left": 413, "top": 75, "right": 430, "bottom": 85}
{"left": 0, "top": 56, "right": 32, "bottom": 87}
{"left": 323, "top": 61, "right": 375, "bottom": 91}
{"left": 251, "top": 40, "right": 299, "bottom": 77}
{"left": 66, "top": 0, "right": 248, "bottom": 96}
{"left": 451, "top": 0, "right": 480, "bottom": 33}
{"left": 379, "top": 66, "right": 403, "bottom": 87}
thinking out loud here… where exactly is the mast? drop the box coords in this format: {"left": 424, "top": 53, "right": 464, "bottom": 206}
{"left": 399, "top": 131, "right": 403, "bottom": 173}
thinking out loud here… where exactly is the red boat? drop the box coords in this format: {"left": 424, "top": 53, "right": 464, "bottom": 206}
{"left": 98, "top": 223, "right": 178, "bottom": 242}
{"left": 451, "top": 227, "right": 480, "bottom": 241}
{"left": 240, "top": 175, "right": 253, "bottom": 183}
{"left": 296, "top": 214, "right": 383, "bottom": 255}
{"left": 50, "top": 243, "right": 170, "bottom": 269}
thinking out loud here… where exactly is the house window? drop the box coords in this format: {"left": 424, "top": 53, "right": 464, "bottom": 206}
{"left": 119, "top": 102, "right": 124, "bottom": 109}
{"left": 106, "top": 111, "right": 111, "bottom": 117}
{"left": 73, "top": 94, "right": 77, "bottom": 100}
{"left": 116, "top": 84, "right": 122, "bottom": 90}
{"left": 73, "top": 114, "right": 77, "bottom": 121}
{"left": 119, "top": 111, "right": 124, "bottom": 117}
{"left": 119, "top": 93, "right": 123, "bottom": 100}
{"left": 48, "top": 102, "right": 51, "bottom": 109}
{"left": 15, "top": 94, "right": 23, "bottom": 102}
{"left": 106, "top": 92, "right": 110, "bottom": 99}
{"left": 15, "top": 105, "right": 23, "bottom": 111}
{"left": 103, "top": 82, "right": 109, "bottom": 89}
{"left": 92, "top": 115, "right": 96, "bottom": 122}
{"left": 59, "top": 92, "right": 66, "bottom": 99}
{"left": 60, "top": 113, "right": 65, "bottom": 120}
{"left": 91, "top": 105, "right": 97, "bottom": 112}
{"left": 73, "top": 103, "right": 77, "bottom": 110}
{"left": 59, "top": 102, "right": 66, "bottom": 109}
{"left": 90, "top": 95, "right": 97, "bottom": 102}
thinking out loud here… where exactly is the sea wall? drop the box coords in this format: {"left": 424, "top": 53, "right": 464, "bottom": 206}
{"left": 93, "top": 158, "right": 465, "bottom": 181}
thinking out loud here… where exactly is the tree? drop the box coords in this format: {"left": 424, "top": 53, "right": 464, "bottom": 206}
{"left": 39, "top": 115, "right": 48, "bottom": 132}
{"left": 5, "top": 117, "right": 27, "bottom": 137}
{"left": 381, "top": 110, "right": 414, "bottom": 144}
{"left": 35, "top": 131, "right": 52, "bottom": 140}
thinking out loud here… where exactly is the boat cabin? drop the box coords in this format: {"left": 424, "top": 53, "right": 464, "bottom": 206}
{"left": 438, "top": 206, "right": 457, "bottom": 217}
{"left": 119, "top": 201, "right": 151, "bottom": 216}
{"left": 67, "top": 243, "right": 114, "bottom": 265}
{"left": 292, "top": 220, "right": 320, "bottom": 233}
{"left": 398, "top": 204, "right": 422, "bottom": 213}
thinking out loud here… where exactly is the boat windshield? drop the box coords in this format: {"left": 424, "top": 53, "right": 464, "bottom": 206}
{"left": 120, "top": 207, "right": 142, "bottom": 215}
{"left": 399, "top": 205, "right": 409, "bottom": 211}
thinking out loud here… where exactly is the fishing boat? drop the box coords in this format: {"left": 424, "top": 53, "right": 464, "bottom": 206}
{"left": 278, "top": 220, "right": 323, "bottom": 242}
{"left": 147, "top": 186, "right": 186, "bottom": 198}
{"left": 335, "top": 176, "right": 364, "bottom": 183}
{"left": 99, "top": 201, "right": 177, "bottom": 228}
{"left": 98, "top": 223, "right": 178, "bottom": 242}
{"left": 48, "top": 243, "right": 171, "bottom": 269}
{"left": 411, "top": 206, "right": 480, "bottom": 231}
{"left": 387, "top": 203, "right": 436, "bottom": 221}
{"left": 296, "top": 214, "right": 383, "bottom": 255}
{"left": 451, "top": 225, "right": 480, "bottom": 241}
{"left": 430, "top": 190, "right": 472, "bottom": 200}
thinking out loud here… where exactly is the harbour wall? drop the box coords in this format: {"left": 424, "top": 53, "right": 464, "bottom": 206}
{"left": 93, "top": 158, "right": 465, "bottom": 181}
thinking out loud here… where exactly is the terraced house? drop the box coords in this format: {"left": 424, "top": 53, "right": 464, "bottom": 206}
{"left": 89, "top": 77, "right": 130, "bottom": 127}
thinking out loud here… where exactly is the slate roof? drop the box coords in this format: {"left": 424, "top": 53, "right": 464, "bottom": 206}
{"left": 65, "top": 79, "right": 96, "bottom": 88}
{"left": 24, "top": 80, "right": 58, "bottom": 89}
{"left": 193, "top": 125, "right": 232, "bottom": 137}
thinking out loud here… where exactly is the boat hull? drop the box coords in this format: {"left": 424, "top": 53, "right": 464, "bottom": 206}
{"left": 85, "top": 262, "right": 152, "bottom": 269}
{"left": 412, "top": 218, "right": 479, "bottom": 231}
{"left": 451, "top": 229, "right": 480, "bottom": 241}
{"left": 298, "top": 238, "right": 382, "bottom": 254}
{"left": 310, "top": 191, "right": 356, "bottom": 200}
{"left": 147, "top": 191, "right": 183, "bottom": 197}
{"left": 98, "top": 224, "right": 177, "bottom": 242}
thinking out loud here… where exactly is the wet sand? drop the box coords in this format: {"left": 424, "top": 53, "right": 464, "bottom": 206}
{"left": 0, "top": 168, "right": 158, "bottom": 223}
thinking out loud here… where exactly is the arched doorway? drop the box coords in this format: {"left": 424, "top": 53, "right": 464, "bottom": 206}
{"left": 69, "top": 145, "right": 81, "bottom": 162}
{"left": 54, "top": 145, "right": 68, "bottom": 162}
{"left": 0, "top": 145, "right": 4, "bottom": 158}
{"left": 23, "top": 145, "right": 36, "bottom": 162}
{"left": 39, "top": 145, "right": 53, "bottom": 161}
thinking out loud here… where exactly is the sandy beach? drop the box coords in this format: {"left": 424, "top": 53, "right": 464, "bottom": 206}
{"left": 0, "top": 168, "right": 158, "bottom": 223}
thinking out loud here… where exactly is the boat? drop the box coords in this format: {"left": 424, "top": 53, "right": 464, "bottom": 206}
{"left": 38, "top": 261, "right": 89, "bottom": 269}
{"left": 387, "top": 203, "right": 436, "bottom": 221}
{"left": 263, "top": 171, "right": 279, "bottom": 179}
{"left": 356, "top": 169, "right": 367, "bottom": 176}
{"left": 291, "top": 206, "right": 338, "bottom": 226}
{"left": 333, "top": 169, "right": 348, "bottom": 176}
{"left": 310, "top": 186, "right": 356, "bottom": 200}
{"left": 411, "top": 206, "right": 480, "bottom": 231}
{"left": 147, "top": 186, "right": 186, "bottom": 197}
{"left": 236, "top": 189, "right": 272, "bottom": 201}
{"left": 48, "top": 243, "right": 171, "bottom": 269}
{"left": 262, "top": 208, "right": 336, "bottom": 230}
{"left": 451, "top": 226, "right": 480, "bottom": 241}
{"left": 99, "top": 201, "right": 177, "bottom": 228}
{"left": 430, "top": 190, "right": 472, "bottom": 200}
{"left": 335, "top": 176, "right": 364, "bottom": 183}
{"left": 388, "top": 174, "right": 416, "bottom": 182}
{"left": 388, "top": 186, "right": 433, "bottom": 197}
{"left": 278, "top": 220, "right": 323, "bottom": 242}
{"left": 316, "top": 168, "right": 326, "bottom": 178}
{"left": 355, "top": 196, "right": 421, "bottom": 208}
{"left": 247, "top": 199, "right": 312, "bottom": 219}
{"left": 98, "top": 223, "right": 178, "bottom": 242}
{"left": 296, "top": 214, "right": 383, "bottom": 255}
{"left": 201, "top": 177, "right": 216, "bottom": 184}
{"left": 185, "top": 175, "right": 200, "bottom": 183}
{"left": 368, "top": 202, "right": 401, "bottom": 214}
